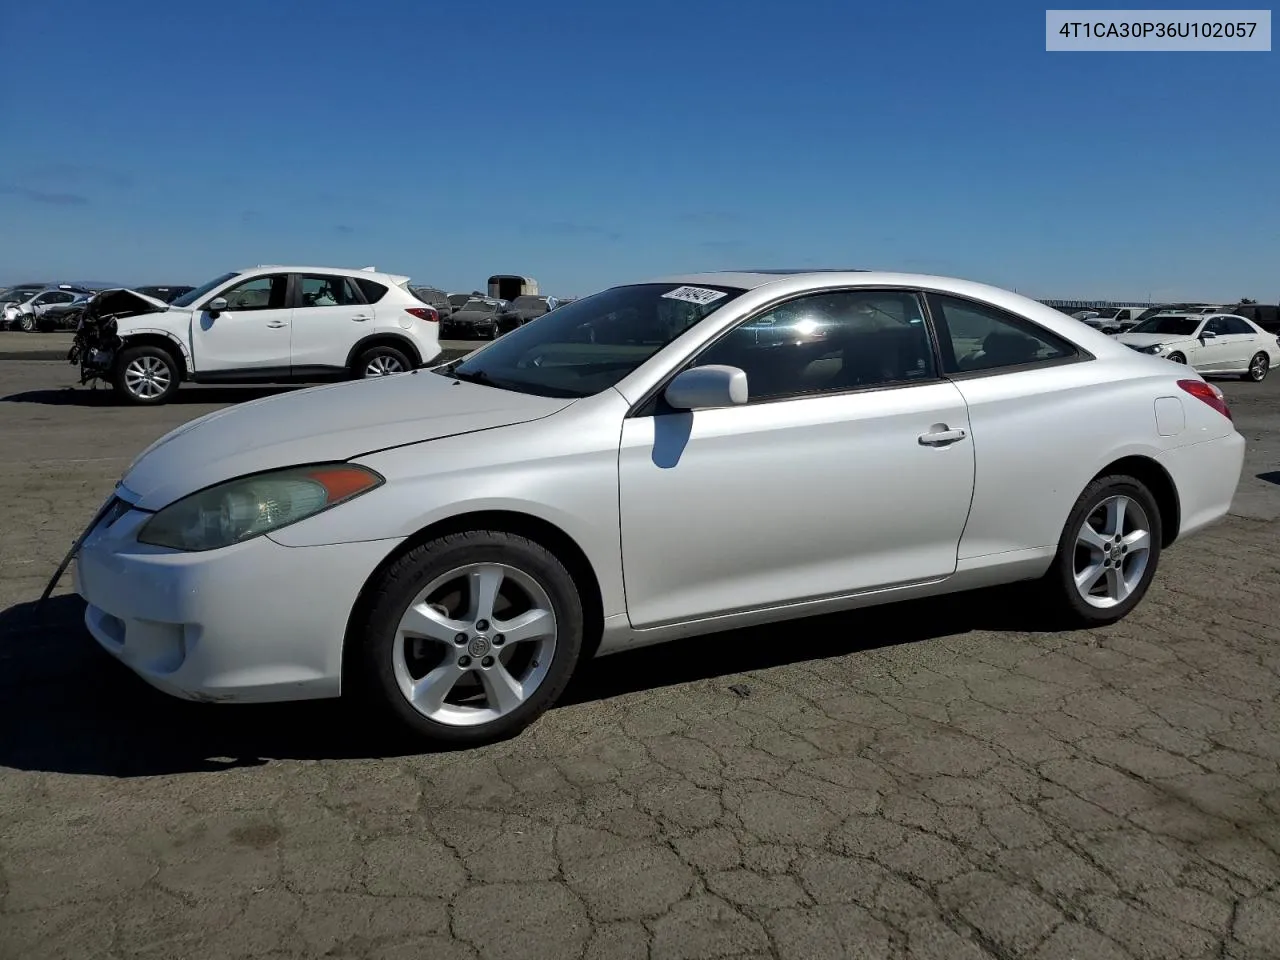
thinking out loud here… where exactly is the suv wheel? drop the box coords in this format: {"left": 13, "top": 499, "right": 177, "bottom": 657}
{"left": 113, "top": 345, "right": 180, "bottom": 405}
{"left": 356, "top": 345, "right": 412, "bottom": 378}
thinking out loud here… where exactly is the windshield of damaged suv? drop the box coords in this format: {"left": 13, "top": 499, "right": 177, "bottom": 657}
{"left": 438, "top": 282, "right": 745, "bottom": 398}
{"left": 170, "top": 271, "right": 239, "bottom": 308}
{"left": 1129, "top": 315, "right": 1201, "bottom": 336}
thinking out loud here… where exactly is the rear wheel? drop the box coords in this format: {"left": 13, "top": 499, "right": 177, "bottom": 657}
{"left": 1040, "top": 475, "right": 1162, "bottom": 627}
{"left": 355, "top": 344, "right": 412, "bottom": 378}
{"left": 1246, "top": 352, "right": 1269, "bottom": 382}
{"left": 112, "top": 345, "right": 180, "bottom": 405}
{"left": 353, "top": 530, "right": 585, "bottom": 747}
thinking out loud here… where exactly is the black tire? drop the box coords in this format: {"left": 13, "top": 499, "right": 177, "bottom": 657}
{"left": 112, "top": 344, "right": 180, "bottom": 405}
{"left": 354, "top": 344, "right": 413, "bottom": 379}
{"left": 352, "top": 530, "right": 585, "bottom": 748}
{"left": 1039, "top": 475, "right": 1163, "bottom": 628}
{"left": 1245, "top": 352, "right": 1269, "bottom": 382}
{"left": 1166, "top": 352, "right": 1186, "bottom": 364}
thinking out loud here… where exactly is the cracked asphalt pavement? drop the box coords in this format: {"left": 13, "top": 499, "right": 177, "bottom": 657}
{"left": 2, "top": 338, "right": 1279, "bottom": 960}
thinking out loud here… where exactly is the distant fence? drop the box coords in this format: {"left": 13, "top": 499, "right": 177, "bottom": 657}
{"left": 1037, "top": 299, "right": 1161, "bottom": 309}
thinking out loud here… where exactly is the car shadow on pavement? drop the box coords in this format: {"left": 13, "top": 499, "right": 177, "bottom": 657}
{"left": 0, "top": 586, "right": 1053, "bottom": 776}
{"left": 1, "top": 385, "right": 302, "bottom": 406}
{"left": 1260, "top": 471, "right": 1280, "bottom": 486}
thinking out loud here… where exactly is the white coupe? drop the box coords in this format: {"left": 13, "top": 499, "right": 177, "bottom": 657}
{"left": 61, "top": 271, "right": 1247, "bottom": 747}
{"left": 1116, "top": 312, "right": 1278, "bottom": 382}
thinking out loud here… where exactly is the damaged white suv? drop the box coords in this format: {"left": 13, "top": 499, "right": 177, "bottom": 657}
{"left": 70, "top": 265, "right": 443, "bottom": 404}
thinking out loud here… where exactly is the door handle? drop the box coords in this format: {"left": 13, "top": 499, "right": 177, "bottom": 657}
{"left": 351, "top": 315, "right": 371, "bottom": 322}
{"left": 266, "top": 321, "right": 288, "bottom": 329}
{"left": 918, "top": 426, "right": 967, "bottom": 446}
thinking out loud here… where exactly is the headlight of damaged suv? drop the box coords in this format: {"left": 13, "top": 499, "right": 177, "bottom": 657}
{"left": 137, "top": 464, "right": 383, "bottom": 551}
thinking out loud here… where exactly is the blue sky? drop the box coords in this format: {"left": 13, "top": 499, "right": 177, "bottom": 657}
{"left": 1, "top": 0, "right": 1276, "bottom": 301}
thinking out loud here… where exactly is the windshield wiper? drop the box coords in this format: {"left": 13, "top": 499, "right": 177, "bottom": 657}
{"left": 448, "top": 367, "right": 496, "bottom": 386}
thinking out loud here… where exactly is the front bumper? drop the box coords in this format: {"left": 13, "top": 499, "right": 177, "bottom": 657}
{"left": 73, "top": 502, "right": 401, "bottom": 703}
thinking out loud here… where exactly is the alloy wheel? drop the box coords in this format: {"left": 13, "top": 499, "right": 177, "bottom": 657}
{"left": 392, "top": 563, "right": 558, "bottom": 726}
{"left": 1249, "top": 353, "right": 1268, "bottom": 381}
{"left": 124, "top": 356, "right": 172, "bottom": 400}
{"left": 1072, "top": 495, "right": 1152, "bottom": 609}
{"left": 365, "top": 355, "right": 405, "bottom": 377}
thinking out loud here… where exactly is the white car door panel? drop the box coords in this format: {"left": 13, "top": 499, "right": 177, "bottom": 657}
{"left": 618, "top": 382, "right": 976, "bottom": 628}
{"left": 190, "top": 273, "right": 291, "bottom": 372}
{"left": 289, "top": 274, "right": 371, "bottom": 371}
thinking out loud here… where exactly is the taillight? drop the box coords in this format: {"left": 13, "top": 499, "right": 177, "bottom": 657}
{"left": 1177, "top": 378, "right": 1231, "bottom": 421}
{"left": 406, "top": 307, "right": 438, "bottom": 322}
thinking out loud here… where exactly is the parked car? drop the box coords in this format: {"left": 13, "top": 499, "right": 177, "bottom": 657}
{"left": 133, "top": 285, "right": 195, "bottom": 304}
{"left": 0, "top": 283, "right": 52, "bottom": 316}
{"left": 494, "top": 295, "right": 555, "bottom": 335}
{"left": 411, "top": 286, "right": 453, "bottom": 317}
{"left": 1115, "top": 313, "right": 1278, "bottom": 381}
{"left": 442, "top": 298, "right": 504, "bottom": 339}
{"left": 69, "top": 265, "right": 442, "bottom": 404}
{"left": 2, "top": 288, "right": 86, "bottom": 332}
{"left": 64, "top": 269, "right": 1245, "bottom": 747}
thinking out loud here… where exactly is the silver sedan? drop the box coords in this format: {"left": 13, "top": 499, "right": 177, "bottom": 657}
{"left": 69, "top": 270, "right": 1245, "bottom": 747}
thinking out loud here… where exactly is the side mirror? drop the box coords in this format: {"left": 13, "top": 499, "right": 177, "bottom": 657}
{"left": 206, "top": 297, "right": 228, "bottom": 315}
{"left": 664, "top": 365, "right": 748, "bottom": 410}
{"left": 1200, "top": 329, "right": 1217, "bottom": 340}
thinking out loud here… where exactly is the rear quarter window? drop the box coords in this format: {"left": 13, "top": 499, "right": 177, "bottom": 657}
{"left": 355, "top": 278, "right": 389, "bottom": 303}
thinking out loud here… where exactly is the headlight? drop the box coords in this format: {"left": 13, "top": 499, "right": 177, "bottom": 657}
{"left": 1143, "top": 344, "right": 1167, "bottom": 354}
{"left": 137, "top": 464, "right": 383, "bottom": 551}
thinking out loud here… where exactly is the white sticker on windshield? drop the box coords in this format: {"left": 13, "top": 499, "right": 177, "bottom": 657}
{"left": 662, "top": 285, "right": 728, "bottom": 306}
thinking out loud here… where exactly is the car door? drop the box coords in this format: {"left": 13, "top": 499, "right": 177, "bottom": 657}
{"left": 617, "top": 288, "right": 976, "bottom": 628}
{"left": 190, "top": 272, "right": 292, "bottom": 372}
{"left": 1221, "top": 316, "right": 1259, "bottom": 371}
{"left": 1192, "top": 317, "right": 1233, "bottom": 371}
{"left": 289, "top": 274, "right": 372, "bottom": 372}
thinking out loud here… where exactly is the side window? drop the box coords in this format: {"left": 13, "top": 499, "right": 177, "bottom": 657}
{"left": 298, "top": 275, "right": 361, "bottom": 307}
{"left": 33, "top": 293, "right": 55, "bottom": 305}
{"left": 1226, "top": 317, "right": 1253, "bottom": 335}
{"left": 1204, "top": 317, "right": 1227, "bottom": 336}
{"left": 928, "top": 294, "right": 1077, "bottom": 374}
{"left": 355, "top": 278, "right": 388, "bottom": 303}
{"left": 54, "top": 292, "right": 75, "bottom": 303}
{"left": 219, "top": 274, "right": 288, "bottom": 311}
{"left": 691, "top": 290, "right": 936, "bottom": 402}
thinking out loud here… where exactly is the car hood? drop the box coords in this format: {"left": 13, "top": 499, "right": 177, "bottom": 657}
{"left": 119, "top": 371, "right": 574, "bottom": 510}
{"left": 87, "top": 288, "right": 174, "bottom": 317}
{"left": 1114, "top": 333, "right": 1194, "bottom": 348}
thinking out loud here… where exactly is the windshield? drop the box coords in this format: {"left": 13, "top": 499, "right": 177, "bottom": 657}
{"left": 1130, "top": 315, "right": 1201, "bottom": 336}
{"left": 460, "top": 300, "right": 496, "bottom": 312}
{"left": 170, "top": 271, "right": 239, "bottom": 307}
{"left": 439, "top": 282, "right": 746, "bottom": 398}
{"left": 512, "top": 296, "right": 544, "bottom": 309}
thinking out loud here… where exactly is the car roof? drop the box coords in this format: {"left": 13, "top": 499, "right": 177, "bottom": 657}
{"left": 242, "top": 265, "right": 412, "bottom": 284}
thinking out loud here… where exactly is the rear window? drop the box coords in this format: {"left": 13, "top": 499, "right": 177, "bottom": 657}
{"left": 355, "top": 278, "right": 388, "bottom": 303}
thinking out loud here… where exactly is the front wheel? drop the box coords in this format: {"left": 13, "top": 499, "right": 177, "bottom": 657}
{"left": 1166, "top": 352, "right": 1187, "bottom": 364}
{"left": 16, "top": 313, "right": 35, "bottom": 333}
{"left": 1039, "top": 475, "right": 1163, "bottom": 627}
{"left": 353, "top": 531, "right": 585, "bottom": 747}
{"left": 1246, "top": 352, "right": 1269, "bottom": 382}
{"left": 112, "top": 345, "right": 180, "bottom": 404}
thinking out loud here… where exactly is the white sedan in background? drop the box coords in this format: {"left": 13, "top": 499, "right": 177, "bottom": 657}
{"left": 63, "top": 271, "right": 1246, "bottom": 747}
{"left": 1116, "top": 312, "right": 1279, "bottom": 381}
